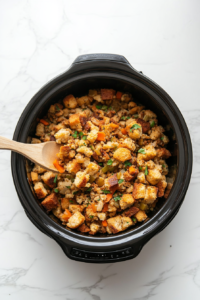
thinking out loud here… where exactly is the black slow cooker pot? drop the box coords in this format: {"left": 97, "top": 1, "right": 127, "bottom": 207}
{"left": 11, "top": 54, "right": 192, "bottom": 263}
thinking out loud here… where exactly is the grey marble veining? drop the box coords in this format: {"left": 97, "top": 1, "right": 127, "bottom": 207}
{"left": 0, "top": 0, "right": 200, "bottom": 299}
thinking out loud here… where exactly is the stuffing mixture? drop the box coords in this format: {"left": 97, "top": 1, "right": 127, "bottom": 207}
{"left": 30, "top": 89, "right": 173, "bottom": 235}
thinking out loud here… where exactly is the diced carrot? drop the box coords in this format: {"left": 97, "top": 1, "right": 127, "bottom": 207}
{"left": 121, "top": 128, "right": 127, "bottom": 135}
{"left": 53, "top": 159, "right": 65, "bottom": 173}
{"left": 97, "top": 132, "right": 105, "bottom": 141}
{"left": 129, "top": 166, "right": 136, "bottom": 175}
{"left": 102, "top": 203, "right": 109, "bottom": 212}
{"left": 40, "top": 119, "right": 49, "bottom": 126}
{"left": 102, "top": 220, "right": 108, "bottom": 227}
{"left": 116, "top": 91, "right": 123, "bottom": 99}
{"left": 92, "top": 202, "right": 97, "bottom": 213}
{"left": 106, "top": 193, "right": 113, "bottom": 203}
{"left": 110, "top": 123, "right": 119, "bottom": 129}
{"left": 61, "top": 209, "right": 72, "bottom": 221}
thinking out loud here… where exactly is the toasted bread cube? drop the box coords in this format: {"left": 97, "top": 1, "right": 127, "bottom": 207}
{"left": 124, "top": 206, "right": 139, "bottom": 217}
{"left": 121, "top": 217, "right": 133, "bottom": 231}
{"left": 85, "top": 162, "right": 100, "bottom": 176}
{"left": 77, "top": 146, "right": 93, "bottom": 157}
{"left": 32, "top": 164, "right": 46, "bottom": 174}
{"left": 126, "top": 121, "right": 142, "bottom": 140}
{"left": 101, "top": 89, "right": 115, "bottom": 100}
{"left": 31, "top": 172, "right": 39, "bottom": 183}
{"left": 41, "top": 171, "right": 56, "bottom": 188}
{"left": 69, "top": 114, "right": 82, "bottom": 130}
{"left": 123, "top": 171, "right": 133, "bottom": 182}
{"left": 135, "top": 210, "right": 147, "bottom": 222}
{"left": 96, "top": 200, "right": 104, "bottom": 212}
{"left": 156, "top": 148, "right": 171, "bottom": 159}
{"left": 66, "top": 159, "right": 81, "bottom": 174}
{"left": 132, "top": 183, "right": 146, "bottom": 199}
{"left": 35, "top": 123, "right": 44, "bottom": 137}
{"left": 136, "top": 172, "right": 146, "bottom": 184}
{"left": 77, "top": 223, "right": 90, "bottom": 233}
{"left": 105, "top": 174, "right": 118, "bottom": 191}
{"left": 113, "top": 148, "right": 131, "bottom": 162}
{"left": 61, "top": 198, "right": 70, "bottom": 210}
{"left": 52, "top": 204, "right": 62, "bottom": 218}
{"left": 142, "top": 109, "right": 157, "bottom": 121}
{"left": 144, "top": 186, "right": 158, "bottom": 204}
{"left": 87, "top": 129, "right": 98, "bottom": 144}
{"left": 146, "top": 169, "right": 162, "bottom": 185}
{"left": 89, "top": 223, "right": 100, "bottom": 235}
{"left": 120, "top": 194, "right": 135, "bottom": 210}
{"left": 77, "top": 95, "right": 91, "bottom": 107}
{"left": 54, "top": 128, "right": 71, "bottom": 144}
{"left": 156, "top": 180, "right": 167, "bottom": 197}
{"left": 57, "top": 181, "right": 69, "bottom": 195}
{"left": 67, "top": 211, "right": 85, "bottom": 229}
{"left": 75, "top": 153, "right": 85, "bottom": 164}
{"left": 31, "top": 138, "right": 41, "bottom": 144}
{"left": 97, "top": 213, "right": 106, "bottom": 221}
{"left": 57, "top": 145, "right": 70, "bottom": 161}
{"left": 69, "top": 204, "right": 84, "bottom": 213}
{"left": 85, "top": 205, "right": 98, "bottom": 221}
{"left": 63, "top": 94, "right": 77, "bottom": 108}
{"left": 107, "top": 215, "right": 122, "bottom": 233}
{"left": 34, "top": 182, "right": 48, "bottom": 199}
{"left": 136, "top": 118, "right": 150, "bottom": 133}
{"left": 74, "top": 171, "right": 89, "bottom": 188}
{"left": 137, "top": 144, "right": 157, "bottom": 161}
{"left": 120, "top": 138, "right": 136, "bottom": 151}
{"left": 41, "top": 193, "right": 58, "bottom": 211}
{"left": 150, "top": 125, "right": 164, "bottom": 140}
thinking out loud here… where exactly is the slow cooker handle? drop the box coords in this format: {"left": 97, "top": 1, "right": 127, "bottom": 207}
{"left": 73, "top": 53, "right": 131, "bottom": 65}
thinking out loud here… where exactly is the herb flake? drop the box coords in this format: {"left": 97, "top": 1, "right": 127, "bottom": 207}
{"left": 130, "top": 124, "right": 141, "bottom": 131}
{"left": 103, "top": 190, "right": 111, "bottom": 194}
{"left": 107, "top": 159, "right": 113, "bottom": 166}
{"left": 54, "top": 188, "right": 59, "bottom": 193}
{"left": 124, "top": 161, "right": 132, "bottom": 167}
{"left": 138, "top": 148, "right": 146, "bottom": 154}
{"left": 118, "top": 179, "right": 124, "bottom": 184}
{"left": 53, "top": 175, "right": 57, "bottom": 184}
{"left": 150, "top": 120, "right": 155, "bottom": 128}
{"left": 72, "top": 131, "right": 78, "bottom": 138}
{"left": 145, "top": 166, "right": 148, "bottom": 175}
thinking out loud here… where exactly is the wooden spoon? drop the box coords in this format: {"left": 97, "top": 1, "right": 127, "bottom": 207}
{"left": 0, "top": 136, "right": 60, "bottom": 172}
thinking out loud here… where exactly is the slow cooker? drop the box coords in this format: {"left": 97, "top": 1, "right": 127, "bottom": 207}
{"left": 11, "top": 54, "right": 192, "bottom": 263}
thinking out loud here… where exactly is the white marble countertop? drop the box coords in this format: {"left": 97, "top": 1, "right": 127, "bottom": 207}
{"left": 0, "top": 1, "right": 199, "bottom": 299}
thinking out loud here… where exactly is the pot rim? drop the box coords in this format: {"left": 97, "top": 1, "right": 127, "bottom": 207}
{"left": 11, "top": 68, "right": 192, "bottom": 248}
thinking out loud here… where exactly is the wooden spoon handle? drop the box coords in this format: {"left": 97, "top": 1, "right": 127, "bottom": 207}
{"left": 0, "top": 136, "right": 42, "bottom": 161}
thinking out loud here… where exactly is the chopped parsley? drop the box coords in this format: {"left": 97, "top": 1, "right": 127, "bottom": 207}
{"left": 79, "top": 132, "right": 84, "bottom": 137}
{"left": 133, "top": 218, "right": 136, "bottom": 222}
{"left": 107, "top": 159, "right": 113, "bottom": 166}
{"left": 130, "top": 124, "right": 141, "bottom": 131}
{"left": 145, "top": 166, "right": 148, "bottom": 175}
{"left": 121, "top": 116, "right": 126, "bottom": 120}
{"left": 53, "top": 175, "right": 57, "bottom": 184}
{"left": 72, "top": 131, "right": 78, "bottom": 138}
{"left": 138, "top": 148, "right": 146, "bottom": 154}
{"left": 54, "top": 188, "right": 59, "bottom": 193}
{"left": 89, "top": 215, "right": 93, "bottom": 219}
{"left": 90, "top": 145, "right": 94, "bottom": 150}
{"left": 150, "top": 120, "right": 155, "bottom": 128}
{"left": 69, "top": 200, "right": 73, "bottom": 203}
{"left": 127, "top": 116, "right": 131, "bottom": 119}
{"left": 82, "top": 135, "right": 87, "bottom": 140}
{"left": 96, "top": 104, "right": 102, "bottom": 109}
{"left": 162, "top": 164, "right": 166, "bottom": 168}
{"left": 160, "top": 136, "right": 164, "bottom": 141}
{"left": 103, "top": 190, "right": 111, "bottom": 194}
{"left": 55, "top": 105, "right": 60, "bottom": 111}
{"left": 73, "top": 191, "right": 79, "bottom": 195}
{"left": 102, "top": 105, "right": 108, "bottom": 111}
{"left": 66, "top": 186, "right": 71, "bottom": 189}
{"left": 114, "top": 195, "right": 122, "bottom": 201}
{"left": 118, "top": 179, "right": 124, "bottom": 184}
{"left": 85, "top": 187, "right": 92, "bottom": 192}
{"left": 139, "top": 166, "right": 142, "bottom": 171}
{"left": 124, "top": 161, "right": 132, "bottom": 167}
{"left": 98, "top": 162, "right": 103, "bottom": 166}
